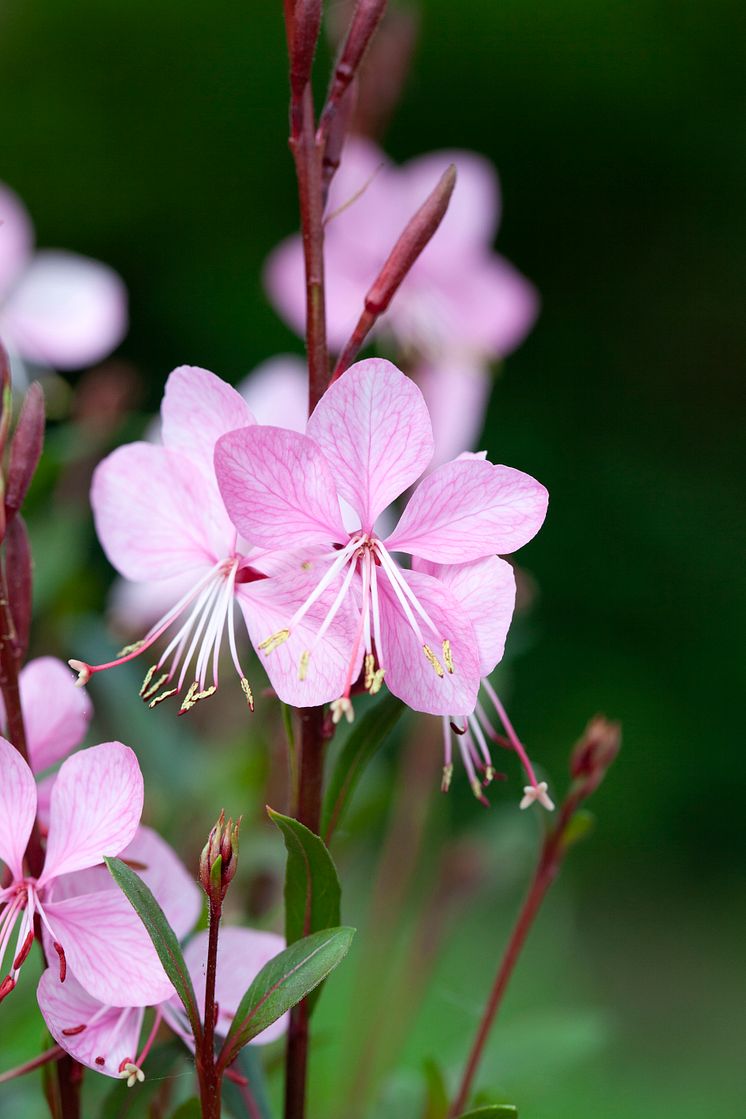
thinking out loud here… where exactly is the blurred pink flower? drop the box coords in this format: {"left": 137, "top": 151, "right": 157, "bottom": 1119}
{"left": 264, "top": 138, "right": 538, "bottom": 463}
{"left": 215, "top": 358, "right": 547, "bottom": 717}
{"left": 0, "top": 183, "right": 127, "bottom": 378}
{"left": 0, "top": 738, "right": 173, "bottom": 1007}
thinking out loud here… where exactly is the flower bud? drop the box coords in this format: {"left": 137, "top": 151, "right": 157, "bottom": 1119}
{"left": 570, "top": 715, "right": 621, "bottom": 797}
{"left": 5, "top": 381, "right": 45, "bottom": 520}
{"left": 199, "top": 811, "right": 241, "bottom": 902}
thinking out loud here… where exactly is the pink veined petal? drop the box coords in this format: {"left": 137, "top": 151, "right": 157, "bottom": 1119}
{"left": 438, "top": 253, "right": 540, "bottom": 358}
{"left": 306, "top": 359, "right": 434, "bottom": 531}
{"left": 377, "top": 569, "right": 481, "bottom": 716}
{"left": 215, "top": 426, "right": 347, "bottom": 549}
{"left": 385, "top": 458, "right": 549, "bottom": 562}
{"left": 2, "top": 250, "right": 126, "bottom": 368}
{"left": 92, "top": 442, "right": 234, "bottom": 581}
{"left": 37, "top": 968, "right": 144, "bottom": 1078}
{"left": 0, "top": 735, "right": 37, "bottom": 880}
{"left": 161, "top": 365, "right": 256, "bottom": 478}
{"left": 414, "top": 357, "right": 492, "bottom": 468}
{"left": 181, "top": 927, "right": 288, "bottom": 1044}
{"left": 238, "top": 564, "right": 360, "bottom": 708}
{"left": 40, "top": 743, "right": 143, "bottom": 885}
{"left": 237, "top": 355, "right": 309, "bottom": 433}
{"left": 413, "top": 556, "right": 516, "bottom": 676}
{"left": 16, "top": 657, "right": 92, "bottom": 774}
{"left": 0, "top": 182, "right": 33, "bottom": 300}
{"left": 43, "top": 891, "right": 174, "bottom": 1006}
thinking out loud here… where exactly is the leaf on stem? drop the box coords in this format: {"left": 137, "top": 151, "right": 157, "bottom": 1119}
{"left": 218, "top": 927, "right": 355, "bottom": 1067}
{"left": 321, "top": 693, "right": 405, "bottom": 841}
{"left": 104, "top": 857, "right": 202, "bottom": 1044}
{"left": 456, "top": 1107, "right": 518, "bottom": 1119}
{"left": 421, "top": 1058, "right": 449, "bottom": 1119}
{"left": 268, "top": 808, "right": 341, "bottom": 944}
{"left": 167, "top": 1101, "right": 202, "bottom": 1119}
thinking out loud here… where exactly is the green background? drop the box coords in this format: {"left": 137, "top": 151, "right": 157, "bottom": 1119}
{"left": 1, "top": 1, "right": 743, "bottom": 1116}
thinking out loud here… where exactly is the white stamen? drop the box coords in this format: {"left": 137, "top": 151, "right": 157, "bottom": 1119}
{"left": 519, "top": 781, "right": 555, "bottom": 811}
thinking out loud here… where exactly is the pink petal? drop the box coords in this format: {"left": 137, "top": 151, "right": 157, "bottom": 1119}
{"left": 43, "top": 891, "right": 174, "bottom": 1006}
{"left": 377, "top": 568, "right": 481, "bottom": 716}
{"left": 92, "top": 442, "right": 233, "bottom": 581}
{"left": 414, "top": 556, "right": 516, "bottom": 676}
{"left": 0, "top": 735, "right": 36, "bottom": 880}
{"left": 402, "top": 149, "right": 501, "bottom": 263}
{"left": 385, "top": 458, "right": 548, "bottom": 562}
{"left": 181, "top": 926, "right": 288, "bottom": 1044}
{"left": 161, "top": 365, "right": 255, "bottom": 478}
{"left": 414, "top": 357, "right": 492, "bottom": 468}
{"left": 18, "top": 657, "right": 92, "bottom": 774}
{"left": 2, "top": 250, "right": 126, "bottom": 368}
{"left": 437, "top": 254, "right": 539, "bottom": 358}
{"left": 40, "top": 743, "right": 143, "bottom": 885}
{"left": 215, "top": 426, "right": 347, "bottom": 549}
{"left": 107, "top": 571, "right": 197, "bottom": 632}
{"left": 306, "top": 359, "right": 434, "bottom": 530}
{"left": 0, "top": 183, "right": 33, "bottom": 300}
{"left": 37, "top": 968, "right": 144, "bottom": 1078}
{"left": 237, "top": 355, "right": 309, "bottom": 432}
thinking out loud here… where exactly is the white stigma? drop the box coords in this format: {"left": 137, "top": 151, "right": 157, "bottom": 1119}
{"left": 330, "top": 697, "right": 355, "bottom": 724}
{"left": 519, "top": 781, "right": 555, "bottom": 812}
{"left": 68, "top": 659, "right": 91, "bottom": 686}
{"left": 119, "top": 1061, "right": 145, "bottom": 1088}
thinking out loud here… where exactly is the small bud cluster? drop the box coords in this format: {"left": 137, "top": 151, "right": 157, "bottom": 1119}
{"left": 199, "top": 810, "right": 241, "bottom": 904}
{"left": 570, "top": 715, "right": 621, "bottom": 799}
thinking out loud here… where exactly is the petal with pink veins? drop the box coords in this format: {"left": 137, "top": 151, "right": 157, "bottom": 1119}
{"left": 37, "top": 968, "right": 144, "bottom": 1078}
{"left": 0, "top": 735, "right": 36, "bottom": 880}
{"left": 377, "top": 569, "right": 481, "bottom": 716}
{"left": 306, "top": 359, "right": 434, "bottom": 530}
{"left": 215, "top": 426, "right": 347, "bottom": 549}
{"left": 161, "top": 365, "right": 255, "bottom": 479}
{"left": 385, "top": 458, "right": 548, "bottom": 562}
{"left": 40, "top": 743, "right": 143, "bottom": 885}
{"left": 1, "top": 250, "right": 126, "bottom": 368}
{"left": 0, "top": 183, "right": 33, "bottom": 300}
{"left": 17, "top": 657, "right": 92, "bottom": 774}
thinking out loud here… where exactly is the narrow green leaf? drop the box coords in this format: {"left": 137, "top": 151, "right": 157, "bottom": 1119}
{"left": 268, "top": 808, "right": 341, "bottom": 944}
{"left": 561, "top": 808, "right": 596, "bottom": 851}
{"left": 457, "top": 1107, "right": 518, "bottom": 1119}
{"left": 422, "top": 1058, "right": 449, "bottom": 1119}
{"left": 219, "top": 926, "right": 355, "bottom": 1066}
{"left": 322, "top": 693, "right": 405, "bottom": 840}
{"left": 104, "top": 857, "right": 201, "bottom": 1042}
{"left": 168, "top": 1101, "right": 202, "bottom": 1119}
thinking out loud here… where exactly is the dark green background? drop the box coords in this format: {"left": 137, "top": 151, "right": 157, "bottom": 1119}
{"left": 1, "top": 2, "right": 743, "bottom": 1116}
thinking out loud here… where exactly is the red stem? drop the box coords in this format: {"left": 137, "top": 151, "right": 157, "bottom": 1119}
{"left": 0, "top": 1045, "right": 64, "bottom": 1085}
{"left": 197, "top": 895, "right": 223, "bottom": 1119}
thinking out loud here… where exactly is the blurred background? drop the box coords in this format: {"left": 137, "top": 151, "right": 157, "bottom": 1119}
{"left": 1, "top": 1, "right": 744, "bottom": 1116}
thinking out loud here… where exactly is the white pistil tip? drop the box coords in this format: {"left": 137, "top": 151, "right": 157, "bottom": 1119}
{"left": 68, "top": 659, "right": 91, "bottom": 687}
{"left": 119, "top": 1062, "right": 145, "bottom": 1088}
{"left": 330, "top": 697, "right": 354, "bottom": 725}
{"left": 519, "top": 781, "right": 555, "bottom": 811}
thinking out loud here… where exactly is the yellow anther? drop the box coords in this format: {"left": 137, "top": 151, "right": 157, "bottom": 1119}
{"left": 301, "top": 561, "right": 312, "bottom": 571}
{"left": 148, "top": 687, "right": 178, "bottom": 709}
{"left": 471, "top": 778, "right": 484, "bottom": 800}
{"left": 441, "top": 764, "right": 454, "bottom": 792}
{"left": 484, "top": 765, "right": 495, "bottom": 785}
{"left": 241, "top": 677, "right": 254, "bottom": 711}
{"left": 141, "top": 669, "right": 168, "bottom": 702}
{"left": 442, "top": 639, "right": 454, "bottom": 674}
{"left": 117, "top": 640, "right": 144, "bottom": 658}
{"left": 299, "top": 650, "right": 310, "bottom": 681}
{"left": 258, "top": 629, "right": 290, "bottom": 654}
{"left": 368, "top": 668, "right": 385, "bottom": 695}
{"left": 422, "top": 644, "right": 444, "bottom": 678}
{"left": 364, "top": 653, "right": 375, "bottom": 691}
{"left": 179, "top": 683, "right": 217, "bottom": 713}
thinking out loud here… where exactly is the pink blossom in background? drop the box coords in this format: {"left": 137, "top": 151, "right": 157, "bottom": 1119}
{"left": 0, "top": 183, "right": 127, "bottom": 379}
{"left": 215, "top": 358, "right": 548, "bottom": 719}
{"left": 0, "top": 739, "right": 173, "bottom": 1007}
{"left": 264, "top": 138, "right": 539, "bottom": 463}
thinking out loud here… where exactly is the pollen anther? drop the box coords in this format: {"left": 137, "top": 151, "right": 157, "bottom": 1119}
{"left": 258, "top": 629, "right": 290, "bottom": 654}
{"left": 240, "top": 677, "right": 254, "bottom": 710}
{"left": 442, "top": 639, "right": 454, "bottom": 674}
{"left": 148, "top": 687, "right": 178, "bottom": 709}
{"left": 299, "top": 650, "right": 310, "bottom": 681}
{"left": 422, "top": 644, "right": 445, "bottom": 678}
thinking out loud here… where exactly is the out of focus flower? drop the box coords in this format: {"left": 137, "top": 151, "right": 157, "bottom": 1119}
{"left": 215, "top": 358, "right": 547, "bottom": 718}
{"left": 0, "top": 738, "right": 172, "bottom": 1006}
{"left": 0, "top": 183, "right": 127, "bottom": 381}
{"left": 265, "top": 138, "right": 538, "bottom": 463}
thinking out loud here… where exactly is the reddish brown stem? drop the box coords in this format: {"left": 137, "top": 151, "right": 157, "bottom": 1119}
{"left": 0, "top": 1045, "right": 64, "bottom": 1085}
{"left": 197, "top": 895, "right": 223, "bottom": 1119}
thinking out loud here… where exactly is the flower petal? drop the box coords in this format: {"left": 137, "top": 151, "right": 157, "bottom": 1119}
{"left": 215, "top": 426, "right": 347, "bottom": 549}
{"left": 161, "top": 365, "right": 255, "bottom": 478}
{"left": 385, "top": 458, "right": 548, "bottom": 562}
{"left": 0, "top": 183, "right": 33, "bottom": 300}
{"left": 403, "top": 149, "right": 501, "bottom": 262}
{"left": 43, "top": 891, "right": 174, "bottom": 1006}
{"left": 0, "top": 735, "right": 36, "bottom": 880}
{"left": 92, "top": 442, "right": 232, "bottom": 581}
{"left": 37, "top": 968, "right": 144, "bottom": 1078}
{"left": 2, "top": 250, "right": 126, "bottom": 368}
{"left": 306, "top": 359, "right": 434, "bottom": 529}
{"left": 377, "top": 569, "right": 480, "bottom": 716}
{"left": 414, "top": 357, "right": 492, "bottom": 468}
{"left": 17, "top": 657, "right": 92, "bottom": 774}
{"left": 40, "top": 743, "right": 143, "bottom": 885}
{"left": 413, "top": 556, "right": 516, "bottom": 676}
{"left": 435, "top": 254, "right": 539, "bottom": 358}
{"left": 237, "top": 355, "right": 308, "bottom": 433}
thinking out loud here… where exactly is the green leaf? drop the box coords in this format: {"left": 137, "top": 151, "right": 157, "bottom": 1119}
{"left": 322, "top": 693, "right": 405, "bottom": 840}
{"left": 168, "top": 1101, "right": 202, "bottom": 1119}
{"left": 561, "top": 808, "right": 596, "bottom": 851}
{"left": 218, "top": 926, "right": 355, "bottom": 1067}
{"left": 422, "top": 1058, "right": 449, "bottom": 1119}
{"left": 104, "top": 857, "right": 202, "bottom": 1042}
{"left": 457, "top": 1107, "right": 518, "bottom": 1119}
{"left": 268, "top": 808, "right": 341, "bottom": 944}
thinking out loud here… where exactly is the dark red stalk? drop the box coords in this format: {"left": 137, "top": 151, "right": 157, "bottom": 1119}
{"left": 197, "top": 893, "right": 223, "bottom": 1119}
{"left": 317, "top": 0, "right": 388, "bottom": 152}
{"left": 0, "top": 1046, "right": 64, "bottom": 1085}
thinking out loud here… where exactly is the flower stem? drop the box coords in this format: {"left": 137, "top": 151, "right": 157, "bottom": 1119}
{"left": 197, "top": 894, "right": 223, "bottom": 1119}
{"left": 0, "top": 1045, "right": 64, "bottom": 1085}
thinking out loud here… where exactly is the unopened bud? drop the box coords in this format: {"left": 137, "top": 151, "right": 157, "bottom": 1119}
{"left": 570, "top": 715, "right": 621, "bottom": 797}
{"left": 290, "top": 0, "right": 323, "bottom": 99}
{"left": 200, "top": 811, "right": 241, "bottom": 902}
{"left": 5, "top": 381, "right": 45, "bottom": 520}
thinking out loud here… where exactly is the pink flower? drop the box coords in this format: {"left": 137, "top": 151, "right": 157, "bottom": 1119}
{"left": 264, "top": 138, "right": 538, "bottom": 463}
{"left": 214, "top": 358, "right": 548, "bottom": 717}
{"left": 0, "top": 182, "right": 127, "bottom": 378}
{"left": 77, "top": 364, "right": 358, "bottom": 711}
{"left": 0, "top": 738, "right": 173, "bottom": 1007}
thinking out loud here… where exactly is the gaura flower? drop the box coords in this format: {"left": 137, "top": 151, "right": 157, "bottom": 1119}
{"left": 0, "top": 182, "right": 127, "bottom": 379}
{"left": 214, "top": 358, "right": 548, "bottom": 718}
{"left": 75, "top": 364, "right": 358, "bottom": 711}
{"left": 0, "top": 738, "right": 173, "bottom": 1007}
{"left": 38, "top": 829, "right": 286, "bottom": 1081}
{"left": 265, "top": 138, "right": 538, "bottom": 464}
